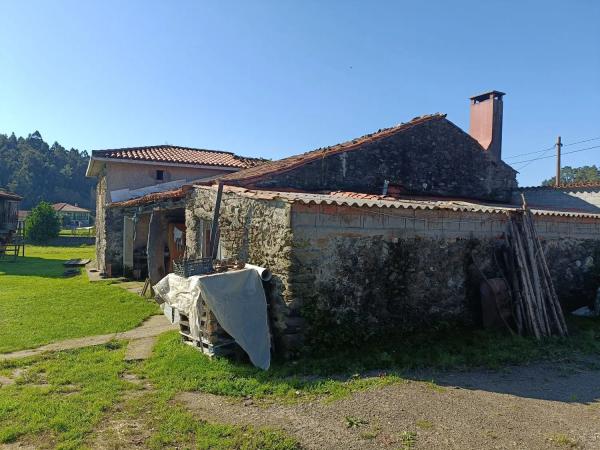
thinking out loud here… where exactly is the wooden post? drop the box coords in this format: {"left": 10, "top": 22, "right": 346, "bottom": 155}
{"left": 209, "top": 183, "right": 224, "bottom": 260}
{"left": 555, "top": 136, "right": 562, "bottom": 187}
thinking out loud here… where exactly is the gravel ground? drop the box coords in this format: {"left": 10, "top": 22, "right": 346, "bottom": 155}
{"left": 178, "top": 357, "right": 600, "bottom": 449}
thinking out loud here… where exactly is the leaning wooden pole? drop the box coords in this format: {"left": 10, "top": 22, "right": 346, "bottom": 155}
{"left": 209, "top": 182, "right": 224, "bottom": 260}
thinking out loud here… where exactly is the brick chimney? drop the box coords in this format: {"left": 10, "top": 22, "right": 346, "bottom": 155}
{"left": 469, "top": 91, "right": 504, "bottom": 160}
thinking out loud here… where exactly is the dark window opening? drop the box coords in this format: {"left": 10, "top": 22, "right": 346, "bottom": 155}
{"left": 156, "top": 170, "right": 164, "bottom": 181}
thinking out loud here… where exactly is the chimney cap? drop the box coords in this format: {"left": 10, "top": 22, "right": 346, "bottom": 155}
{"left": 470, "top": 90, "right": 505, "bottom": 102}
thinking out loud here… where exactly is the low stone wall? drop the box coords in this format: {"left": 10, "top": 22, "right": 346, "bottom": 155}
{"left": 47, "top": 236, "right": 95, "bottom": 246}
{"left": 289, "top": 203, "right": 600, "bottom": 353}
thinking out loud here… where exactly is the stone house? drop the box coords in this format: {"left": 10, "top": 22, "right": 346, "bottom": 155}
{"left": 100, "top": 92, "right": 600, "bottom": 356}
{"left": 86, "top": 145, "right": 264, "bottom": 276}
{"left": 52, "top": 202, "right": 92, "bottom": 227}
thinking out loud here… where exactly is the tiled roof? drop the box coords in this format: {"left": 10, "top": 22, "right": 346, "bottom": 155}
{"left": 53, "top": 203, "right": 90, "bottom": 213}
{"left": 195, "top": 185, "right": 600, "bottom": 219}
{"left": 0, "top": 189, "right": 22, "bottom": 201}
{"left": 520, "top": 181, "right": 600, "bottom": 191}
{"left": 218, "top": 114, "right": 447, "bottom": 185}
{"left": 109, "top": 187, "right": 187, "bottom": 208}
{"left": 91, "top": 145, "right": 265, "bottom": 169}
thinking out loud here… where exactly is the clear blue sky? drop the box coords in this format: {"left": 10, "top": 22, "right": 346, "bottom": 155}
{"left": 1, "top": 0, "right": 598, "bottom": 186}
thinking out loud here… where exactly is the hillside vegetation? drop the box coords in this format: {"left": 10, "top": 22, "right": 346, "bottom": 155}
{"left": 0, "top": 131, "right": 94, "bottom": 210}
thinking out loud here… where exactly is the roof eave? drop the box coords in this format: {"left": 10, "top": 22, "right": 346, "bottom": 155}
{"left": 86, "top": 156, "right": 242, "bottom": 172}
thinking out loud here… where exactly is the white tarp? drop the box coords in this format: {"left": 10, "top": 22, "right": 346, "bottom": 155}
{"left": 154, "top": 269, "right": 271, "bottom": 370}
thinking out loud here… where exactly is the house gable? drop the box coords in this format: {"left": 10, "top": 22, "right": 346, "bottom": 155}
{"left": 221, "top": 115, "right": 517, "bottom": 203}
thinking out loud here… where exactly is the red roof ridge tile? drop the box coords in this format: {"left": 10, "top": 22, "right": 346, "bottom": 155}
{"left": 91, "top": 144, "right": 266, "bottom": 170}
{"left": 93, "top": 144, "right": 236, "bottom": 156}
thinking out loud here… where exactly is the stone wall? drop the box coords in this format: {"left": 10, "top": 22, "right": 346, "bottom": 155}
{"left": 186, "top": 187, "right": 296, "bottom": 349}
{"left": 94, "top": 174, "right": 108, "bottom": 272}
{"left": 251, "top": 118, "right": 517, "bottom": 202}
{"left": 186, "top": 188, "right": 600, "bottom": 356}
{"left": 103, "top": 206, "right": 126, "bottom": 276}
{"left": 289, "top": 202, "right": 600, "bottom": 352}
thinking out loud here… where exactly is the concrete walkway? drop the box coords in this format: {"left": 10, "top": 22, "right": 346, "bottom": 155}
{"left": 0, "top": 315, "right": 177, "bottom": 361}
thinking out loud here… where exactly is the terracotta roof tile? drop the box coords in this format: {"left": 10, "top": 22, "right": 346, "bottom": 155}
{"left": 92, "top": 145, "right": 265, "bottom": 169}
{"left": 52, "top": 203, "right": 90, "bottom": 213}
{"left": 218, "top": 114, "right": 446, "bottom": 185}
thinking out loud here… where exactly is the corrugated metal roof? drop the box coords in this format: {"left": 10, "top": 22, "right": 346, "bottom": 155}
{"left": 196, "top": 185, "right": 600, "bottom": 219}
{"left": 110, "top": 183, "right": 600, "bottom": 219}
{"left": 520, "top": 182, "right": 600, "bottom": 191}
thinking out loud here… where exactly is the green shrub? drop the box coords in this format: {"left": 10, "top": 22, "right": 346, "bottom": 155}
{"left": 24, "top": 201, "right": 61, "bottom": 243}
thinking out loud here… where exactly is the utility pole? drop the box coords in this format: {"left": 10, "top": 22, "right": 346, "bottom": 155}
{"left": 555, "top": 136, "right": 562, "bottom": 187}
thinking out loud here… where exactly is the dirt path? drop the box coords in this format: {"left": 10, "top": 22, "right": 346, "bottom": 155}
{"left": 178, "top": 358, "right": 600, "bottom": 450}
{"left": 0, "top": 315, "right": 176, "bottom": 361}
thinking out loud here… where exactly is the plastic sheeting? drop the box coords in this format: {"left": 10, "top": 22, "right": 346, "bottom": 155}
{"left": 154, "top": 269, "right": 271, "bottom": 370}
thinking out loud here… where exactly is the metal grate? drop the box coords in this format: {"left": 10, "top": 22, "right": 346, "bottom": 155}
{"left": 172, "top": 258, "right": 213, "bottom": 277}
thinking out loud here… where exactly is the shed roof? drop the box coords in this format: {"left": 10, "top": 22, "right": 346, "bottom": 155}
{"left": 520, "top": 181, "right": 600, "bottom": 191}
{"left": 109, "top": 187, "right": 187, "bottom": 208}
{"left": 195, "top": 185, "right": 600, "bottom": 219}
{"left": 0, "top": 189, "right": 22, "bottom": 201}
{"left": 53, "top": 203, "right": 90, "bottom": 213}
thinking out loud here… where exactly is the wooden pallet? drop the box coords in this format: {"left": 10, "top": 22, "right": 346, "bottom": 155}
{"left": 178, "top": 310, "right": 238, "bottom": 357}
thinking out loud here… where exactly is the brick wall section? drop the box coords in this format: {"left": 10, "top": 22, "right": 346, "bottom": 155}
{"left": 513, "top": 187, "right": 600, "bottom": 213}
{"left": 251, "top": 119, "right": 517, "bottom": 202}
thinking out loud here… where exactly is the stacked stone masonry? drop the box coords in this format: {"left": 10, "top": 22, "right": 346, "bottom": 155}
{"left": 250, "top": 118, "right": 517, "bottom": 203}
{"left": 187, "top": 187, "right": 600, "bottom": 356}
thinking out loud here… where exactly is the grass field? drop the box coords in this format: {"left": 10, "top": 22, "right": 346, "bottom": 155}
{"left": 1, "top": 245, "right": 599, "bottom": 449}
{"left": 0, "top": 245, "right": 158, "bottom": 353}
{"left": 0, "top": 245, "right": 300, "bottom": 449}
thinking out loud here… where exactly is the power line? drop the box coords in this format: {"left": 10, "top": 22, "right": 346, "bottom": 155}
{"left": 513, "top": 145, "right": 556, "bottom": 170}
{"left": 504, "top": 136, "right": 600, "bottom": 160}
{"left": 504, "top": 145, "right": 555, "bottom": 160}
{"left": 510, "top": 144, "right": 600, "bottom": 166}
{"left": 563, "top": 136, "right": 600, "bottom": 147}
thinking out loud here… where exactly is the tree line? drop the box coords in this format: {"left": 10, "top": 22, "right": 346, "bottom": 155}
{"left": 0, "top": 131, "right": 94, "bottom": 210}
{"left": 541, "top": 165, "right": 600, "bottom": 186}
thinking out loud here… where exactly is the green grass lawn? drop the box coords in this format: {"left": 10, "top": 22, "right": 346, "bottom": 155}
{"left": 0, "top": 342, "right": 299, "bottom": 450}
{"left": 0, "top": 245, "right": 158, "bottom": 353}
{"left": 59, "top": 228, "right": 95, "bottom": 237}
{"left": 1, "top": 245, "right": 600, "bottom": 449}
{"left": 0, "top": 245, "right": 300, "bottom": 449}
{"left": 139, "top": 318, "right": 600, "bottom": 404}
